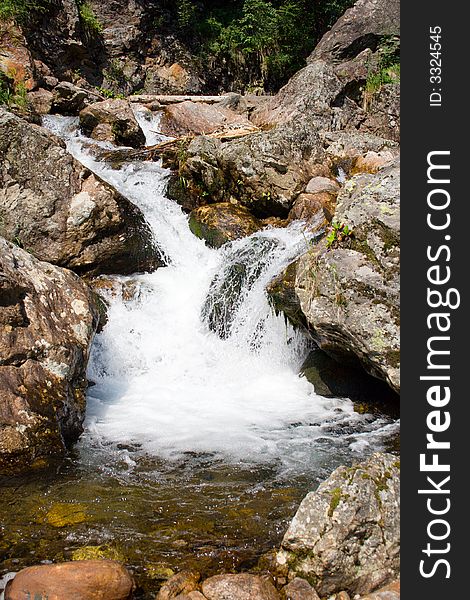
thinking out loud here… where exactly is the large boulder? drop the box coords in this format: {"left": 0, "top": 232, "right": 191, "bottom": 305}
{"left": 167, "top": 117, "right": 322, "bottom": 219}
{"left": 0, "top": 109, "right": 159, "bottom": 276}
{"left": 276, "top": 453, "right": 400, "bottom": 597}
{"left": 189, "top": 203, "right": 263, "bottom": 248}
{"left": 295, "top": 159, "right": 400, "bottom": 392}
{"left": 159, "top": 100, "right": 252, "bottom": 137}
{"left": 252, "top": 0, "right": 400, "bottom": 142}
{"left": 52, "top": 81, "right": 103, "bottom": 115}
{"left": 79, "top": 99, "right": 146, "bottom": 147}
{"left": 0, "top": 238, "right": 98, "bottom": 473}
{"left": 310, "top": 0, "right": 400, "bottom": 63}
{"left": 4, "top": 560, "right": 134, "bottom": 600}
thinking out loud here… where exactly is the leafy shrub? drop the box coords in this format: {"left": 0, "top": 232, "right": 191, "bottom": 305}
{"left": 0, "top": 0, "right": 50, "bottom": 22}
{"left": 77, "top": 1, "right": 102, "bottom": 36}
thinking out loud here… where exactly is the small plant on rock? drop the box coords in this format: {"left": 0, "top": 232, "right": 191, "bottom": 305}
{"left": 326, "top": 222, "right": 353, "bottom": 248}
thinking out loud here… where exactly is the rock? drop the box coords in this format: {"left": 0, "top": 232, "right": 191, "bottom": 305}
{"left": 310, "top": 0, "right": 400, "bottom": 63}
{"left": 0, "top": 237, "right": 98, "bottom": 473}
{"left": 300, "top": 350, "right": 399, "bottom": 406}
{"left": 305, "top": 176, "right": 340, "bottom": 195}
{"left": 156, "top": 571, "right": 201, "bottom": 600}
{"left": 335, "top": 593, "right": 351, "bottom": 600}
{"left": 295, "top": 159, "right": 400, "bottom": 391}
{"left": 4, "top": 560, "right": 134, "bottom": 600}
{"left": 359, "top": 580, "right": 400, "bottom": 599}
{"left": 202, "top": 574, "right": 279, "bottom": 600}
{"left": 352, "top": 150, "right": 396, "bottom": 175}
{"left": 71, "top": 545, "right": 125, "bottom": 562}
{"left": 276, "top": 453, "right": 400, "bottom": 597}
{"left": 27, "top": 88, "right": 54, "bottom": 115}
{"left": 323, "top": 131, "right": 399, "bottom": 175}
{"left": 267, "top": 261, "right": 307, "bottom": 330}
{"left": 0, "top": 20, "right": 36, "bottom": 92}
{"left": 281, "top": 577, "right": 320, "bottom": 600}
{"left": 169, "top": 118, "right": 322, "bottom": 219}
{"left": 288, "top": 193, "right": 334, "bottom": 225}
{"left": 189, "top": 203, "right": 263, "bottom": 248}
{"left": 44, "top": 502, "right": 87, "bottom": 527}
{"left": 159, "top": 101, "right": 251, "bottom": 137}
{"left": 144, "top": 61, "right": 204, "bottom": 96}
{"left": 33, "top": 60, "right": 59, "bottom": 90}
{"left": 174, "top": 593, "right": 206, "bottom": 600}
{"left": 52, "top": 82, "right": 102, "bottom": 115}
{"left": 251, "top": 0, "right": 400, "bottom": 142}
{"left": 79, "top": 99, "right": 146, "bottom": 147}
{"left": 0, "top": 109, "right": 159, "bottom": 276}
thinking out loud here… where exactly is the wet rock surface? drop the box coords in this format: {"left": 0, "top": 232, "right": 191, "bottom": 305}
{"left": 0, "top": 109, "right": 160, "bottom": 276}
{"left": 276, "top": 453, "right": 400, "bottom": 597}
{"left": 189, "top": 203, "right": 263, "bottom": 248}
{"left": 0, "top": 238, "right": 98, "bottom": 472}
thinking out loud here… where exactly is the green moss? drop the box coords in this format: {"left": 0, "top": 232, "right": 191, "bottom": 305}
{"left": 44, "top": 502, "right": 87, "bottom": 527}
{"left": 71, "top": 544, "right": 124, "bottom": 561}
{"left": 328, "top": 487, "right": 342, "bottom": 517}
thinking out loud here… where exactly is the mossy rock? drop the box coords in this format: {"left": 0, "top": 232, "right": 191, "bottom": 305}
{"left": 44, "top": 502, "right": 87, "bottom": 527}
{"left": 71, "top": 544, "right": 125, "bottom": 561}
{"left": 189, "top": 202, "right": 263, "bottom": 248}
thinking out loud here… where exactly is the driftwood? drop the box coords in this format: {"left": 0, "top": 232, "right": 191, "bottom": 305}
{"left": 97, "top": 123, "right": 261, "bottom": 164}
{"left": 129, "top": 95, "right": 229, "bottom": 106}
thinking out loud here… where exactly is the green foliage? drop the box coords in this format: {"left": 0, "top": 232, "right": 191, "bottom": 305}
{"left": 177, "top": 0, "right": 198, "bottom": 29}
{"left": 0, "top": 78, "right": 12, "bottom": 105}
{"left": 77, "top": 1, "right": 102, "bottom": 36}
{"left": 159, "top": 0, "right": 354, "bottom": 91}
{"left": 0, "top": 71, "right": 28, "bottom": 108}
{"left": 364, "top": 36, "right": 400, "bottom": 105}
{"left": 0, "top": 0, "right": 50, "bottom": 21}
{"left": 96, "top": 86, "right": 125, "bottom": 99}
{"left": 326, "top": 222, "right": 353, "bottom": 248}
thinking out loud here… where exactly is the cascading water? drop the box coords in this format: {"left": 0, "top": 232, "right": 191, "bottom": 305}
{"left": 42, "top": 110, "right": 398, "bottom": 473}
{"left": 0, "top": 111, "right": 399, "bottom": 588}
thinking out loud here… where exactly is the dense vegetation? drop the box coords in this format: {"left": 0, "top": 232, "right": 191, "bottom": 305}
{"left": 160, "top": 0, "right": 355, "bottom": 91}
{"left": 0, "top": 0, "right": 51, "bottom": 21}
{"left": 1, "top": 0, "right": 355, "bottom": 93}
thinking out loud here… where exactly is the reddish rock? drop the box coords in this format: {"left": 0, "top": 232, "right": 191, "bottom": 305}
{"left": 282, "top": 578, "right": 320, "bottom": 600}
{"left": 360, "top": 580, "right": 400, "bottom": 600}
{"left": 289, "top": 192, "right": 334, "bottom": 225}
{"left": 4, "top": 560, "right": 134, "bottom": 600}
{"left": 202, "top": 574, "right": 279, "bottom": 600}
{"left": 0, "top": 21, "right": 36, "bottom": 91}
{"left": 305, "top": 176, "right": 340, "bottom": 195}
{"left": 160, "top": 101, "right": 252, "bottom": 137}
{"left": 27, "top": 88, "right": 54, "bottom": 115}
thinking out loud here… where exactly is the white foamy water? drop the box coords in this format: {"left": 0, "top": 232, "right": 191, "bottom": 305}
{"left": 43, "top": 111, "right": 397, "bottom": 469}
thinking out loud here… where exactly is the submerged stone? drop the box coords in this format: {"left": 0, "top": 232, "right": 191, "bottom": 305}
{"left": 45, "top": 503, "right": 87, "bottom": 528}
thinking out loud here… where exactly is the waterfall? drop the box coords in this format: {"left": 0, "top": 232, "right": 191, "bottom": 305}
{"left": 42, "top": 111, "right": 397, "bottom": 472}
